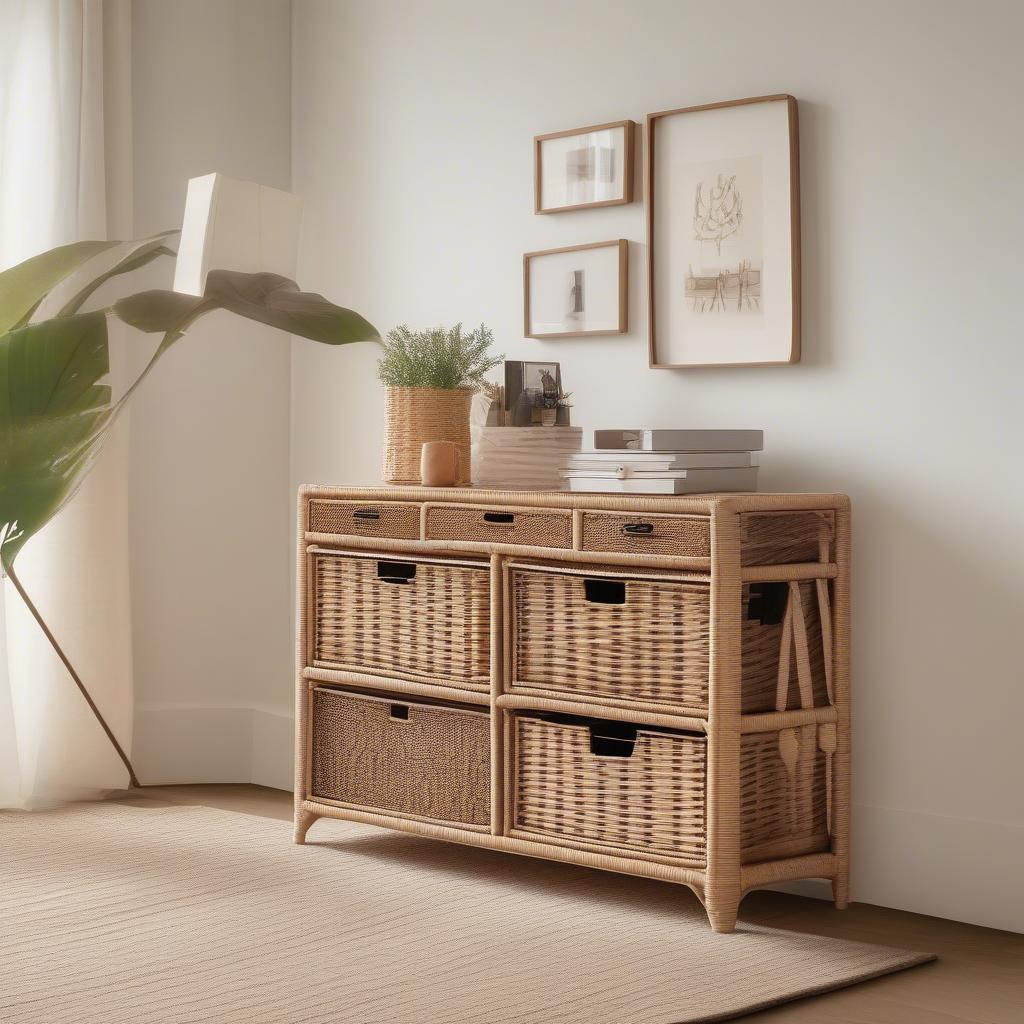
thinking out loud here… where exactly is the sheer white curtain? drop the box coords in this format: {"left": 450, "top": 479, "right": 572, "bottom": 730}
{"left": 0, "top": 0, "right": 134, "bottom": 807}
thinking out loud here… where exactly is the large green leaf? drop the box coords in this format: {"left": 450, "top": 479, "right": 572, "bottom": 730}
{"left": 114, "top": 270, "right": 380, "bottom": 345}
{"left": 57, "top": 231, "right": 179, "bottom": 317}
{"left": 1, "top": 265, "right": 379, "bottom": 571}
{"left": 0, "top": 241, "right": 119, "bottom": 332}
{"left": 0, "top": 312, "right": 112, "bottom": 569}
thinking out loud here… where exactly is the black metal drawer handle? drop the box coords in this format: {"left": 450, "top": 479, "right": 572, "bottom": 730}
{"left": 583, "top": 578, "right": 626, "bottom": 605}
{"left": 377, "top": 560, "right": 416, "bottom": 584}
{"left": 589, "top": 723, "right": 637, "bottom": 758}
{"left": 622, "top": 522, "right": 654, "bottom": 536}
{"left": 353, "top": 508, "right": 381, "bottom": 521}
{"left": 483, "top": 511, "right": 515, "bottom": 525}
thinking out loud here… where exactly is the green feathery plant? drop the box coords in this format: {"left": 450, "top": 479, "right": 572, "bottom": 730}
{"left": 377, "top": 323, "right": 502, "bottom": 390}
{"left": 0, "top": 231, "right": 379, "bottom": 787}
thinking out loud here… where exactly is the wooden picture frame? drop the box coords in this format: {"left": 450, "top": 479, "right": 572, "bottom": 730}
{"left": 534, "top": 120, "right": 636, "bottom": 214}
{"left": 646, "top": 94, "right": 800, "bottom": 368}
{"left": 524, "top": 239, "right": 628, "bottom": 339}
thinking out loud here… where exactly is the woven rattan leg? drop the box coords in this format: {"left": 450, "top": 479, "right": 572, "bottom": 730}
{"left": 294, "top": 808, "right": 319, "bottom": 845}
{"left": 706, "top": 899, "right": 739, "bottom": 934}
{"left": 832, "top": 875, "right": 850, "bottom": 910}
{"left": 705, "top": 503, "right": 743, "bottom": 935}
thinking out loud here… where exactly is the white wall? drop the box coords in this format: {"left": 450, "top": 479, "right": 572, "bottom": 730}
{"left": 291, "top": 0, "right": 1024, "bottom": 931}
{"left": 130, "top": 0, "right": 295, "bottom": 789}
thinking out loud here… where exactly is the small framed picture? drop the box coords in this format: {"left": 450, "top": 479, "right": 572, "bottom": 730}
{"left": 534, "top": 120, "right": 636, "bottom": 214}
{"left": 647, "top": 94, "right": 800, "bottom": 367}
{"left": 524, "top": 239, "right": 628, "bottom": 339}
{"left": 503, "top": 360, "right": 565, "bottom": 425}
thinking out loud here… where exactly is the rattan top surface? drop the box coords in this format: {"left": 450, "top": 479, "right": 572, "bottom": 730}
{"left": 299, "top": 484, "right": 849, "bottom": 516}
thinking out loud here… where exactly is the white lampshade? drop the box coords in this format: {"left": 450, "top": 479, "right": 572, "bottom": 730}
{"left": 173, "top": 172, "right": 302, "bottom": 296}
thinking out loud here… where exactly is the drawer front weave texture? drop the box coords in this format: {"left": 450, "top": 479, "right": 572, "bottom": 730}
{"left": 580, "top": 511, "right": 711, "bottom": 558}
{"left": 425, "top": 504, "right": 572, "bottom": 549}
{"left": 309, "top": 499, "right": 420, "bottom": 541}
{"left": 509, "top": 564, "right": 711, "bottom": 710}
{"left": 312, "top": 551, "right": 490, "bottom": 692}
{"left": 512, "top": 716, "right": 707, "bottom": 865}
{"left": 311, "top": 688, "right": 490, "bottom": 827}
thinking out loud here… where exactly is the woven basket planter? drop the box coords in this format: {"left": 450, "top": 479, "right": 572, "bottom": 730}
{"left": 382, "top": 387, "right": 473, "bottom": 485}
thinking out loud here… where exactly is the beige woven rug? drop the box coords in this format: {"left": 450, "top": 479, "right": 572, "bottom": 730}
{"left": 0, "top": 803, "right": 931, "bottom": 1023}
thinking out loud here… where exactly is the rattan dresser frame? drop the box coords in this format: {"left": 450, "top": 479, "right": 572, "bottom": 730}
{"left": 294, "top": 485, "right": 850, "bottom": 933}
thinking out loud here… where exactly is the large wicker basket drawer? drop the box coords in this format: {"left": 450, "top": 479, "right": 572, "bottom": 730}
{"left": 311, "top": 549, "right": 490, "bottom": 692}
{"left": 580, "top": 511, "right": 711, "bottom": 558}
{"left": 308, "top": 499, "right": 421, "bottom": 541}
{"left": 510, "top": 715, "right": 829, "bottom": 865}
{"left": 424, "top": 503, "right": 572, "bottom": 549}
{"left": 311, "top": 688, "right": 490, "bottom": 828}
{"left": 507, "top": 564, "right": 832, "bottom": 715}
{"left": 506, "top": 562, "right": 712, "bottom": 712}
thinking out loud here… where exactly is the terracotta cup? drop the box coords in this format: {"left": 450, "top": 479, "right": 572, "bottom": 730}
{"left": 420, "top": 440, "right": 461, "bottom": 487}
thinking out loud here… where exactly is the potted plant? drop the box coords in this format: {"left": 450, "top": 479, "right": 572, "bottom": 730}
{"left": 378, "top": 323, "right": 502, "bottom": 485}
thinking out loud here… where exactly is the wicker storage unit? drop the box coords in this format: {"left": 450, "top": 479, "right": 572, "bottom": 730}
{"left": 507, "top": 562, "right": 711, "bottom": 712}
{"left": 424, "top": 503, "right": 573, "bottom": 549}
{"left": 311, "top": 550, "right": 490, "bottom": 692}
{"left": 311, "top": 688, "right": 490, "bottom": 828}
{"left": 296, "top": 486, "right": 851, "bottom": 934}
{"left": 580, "top": 510, "right": 711, "bottom": 558}
{"left": 510, "top": 715, "right": 707, "bottom": 866}
{"left": 308, "top": 499, "right": 421, "bottom": 541}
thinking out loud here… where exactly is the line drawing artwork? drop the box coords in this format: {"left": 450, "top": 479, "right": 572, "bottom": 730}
{"left": 685, "top": 260, "right": 761, "bottom": 312}
{"left": 693, "top": 173, "right": 742, "bottom": 255}
{"left": 682, "top": 156, "right": 763, "bottom": 316}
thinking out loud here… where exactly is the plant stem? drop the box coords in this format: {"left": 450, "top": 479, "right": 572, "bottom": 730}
{"left": 5, "top": 563, "right": 140, "bottom": 789}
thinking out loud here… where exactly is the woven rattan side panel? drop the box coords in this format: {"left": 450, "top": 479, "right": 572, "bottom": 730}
{"left": 308, "top": 499, "right": 421, "bottom": 540}
{"left": 509, "top": 565, "right": 711, "bottom": 710}
{"left": 740, "top": 511, "right": 834, "bottom": 565}
{"left": 580, "top": 511, "right": 712, "bottom": 558}
{"left": 311, "top": 689, "right": 490, "bottom": 827}
{"left": 740, "top": 725, "right": 829, "bottom": 862}
{"left": 313, "top": 552, "right": 490, "bottom": 691}
{"left": 512, "top": 716, "right": 707, "bottom": 865}
{"left": 741, "top": 582, "right": 830, "bottom": 713}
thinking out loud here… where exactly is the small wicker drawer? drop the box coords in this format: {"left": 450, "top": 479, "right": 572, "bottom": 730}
{"left": 510, "top": 715, "right": 829, "bottom": 866}
{"left": 507, "top": 562, "right": 711, "bottom": 712}
{"left": 308, "top": 499, "right": 421, "bottom": 541}
{"left": 424, "top": 503, "right": 572, "bottom": 549}
{"left": 740, "top": 511, "right": 834, "bottom": 565}
{"left": 311, "top": 550, "right": 490, "bottom": 692}
{"left": 511, "top": 715, "right": 707, "bottom": 866}
{"left": 580, "top": 511, "right": 711, "bottom": 558}
{"left": 311, "top": 688, "right": 490, "bottom": 828}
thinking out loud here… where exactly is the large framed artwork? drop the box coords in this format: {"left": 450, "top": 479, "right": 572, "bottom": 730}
{"left": 524, "top": 239, "right": 628, "bottom": 339}
{"left": 647, "top": 94, "right": 800, "bottom": 368}
{"left": 535, "top": 121, "right": 636, "bottom": 214}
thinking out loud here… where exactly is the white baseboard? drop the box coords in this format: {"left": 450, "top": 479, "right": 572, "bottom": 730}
{"left": 134, "top": 704, "right": 1023, "bottom": 934}
{"left": 133, "top": 702, "right": 294, "bottom": 791}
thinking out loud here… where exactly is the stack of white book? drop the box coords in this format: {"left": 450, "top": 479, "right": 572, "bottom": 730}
{"left": 561, "top": 429, "right": 762, "bottom": 495}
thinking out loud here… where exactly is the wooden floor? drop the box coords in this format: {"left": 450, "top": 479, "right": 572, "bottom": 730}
{"left": 125, "top": 784, "right": 1023, "bottom": 1024}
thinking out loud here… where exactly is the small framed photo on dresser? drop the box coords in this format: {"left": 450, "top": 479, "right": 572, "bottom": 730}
{"left": 534, "top": 120, "right": 636, "bottom": 213}
{"left": 524, "top": 239, "right": 628, "bottom": 339}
